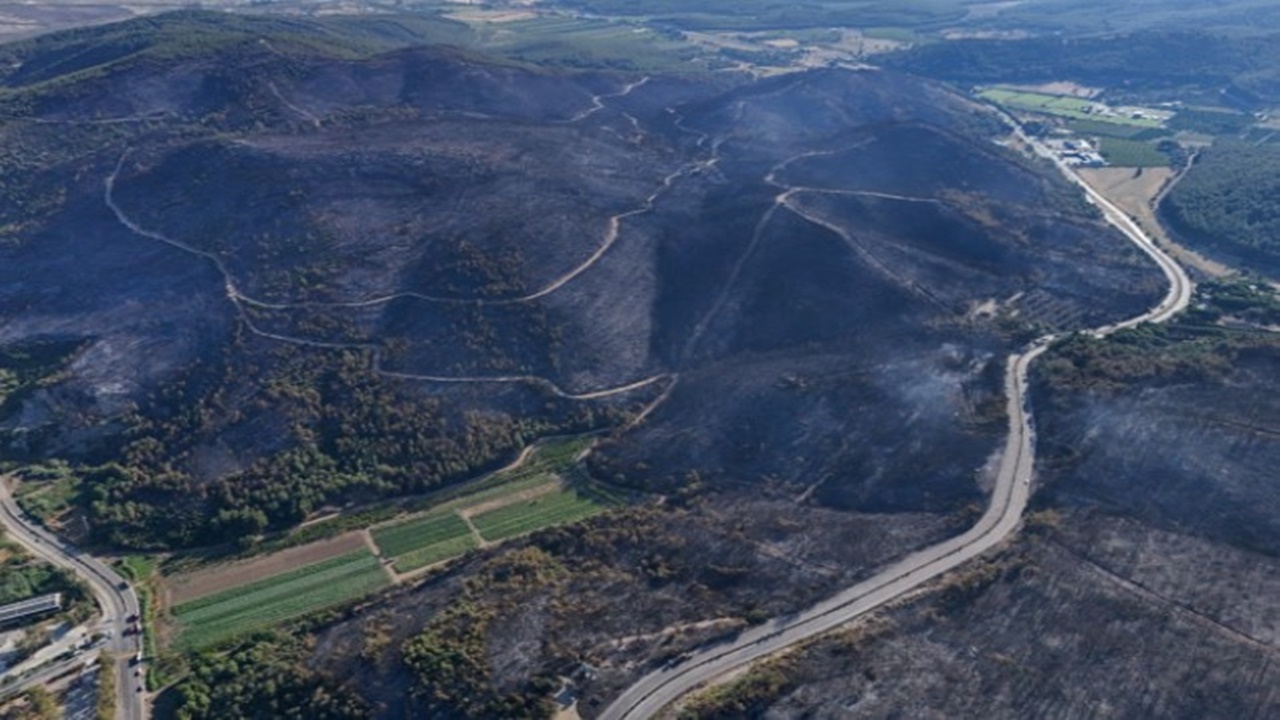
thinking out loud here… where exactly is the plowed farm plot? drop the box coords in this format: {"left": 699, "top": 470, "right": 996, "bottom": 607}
{"left": 166, "top": 531, "right": 368, "bottom": 606}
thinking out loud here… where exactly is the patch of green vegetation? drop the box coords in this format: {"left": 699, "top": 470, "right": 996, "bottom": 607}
{"left": 416, "top": 468, "right": 562, "bottom": 517}
{"left": 1167, "top": 107, "right": 1255, "bottom": 135}
{"left": 472, "top": 487, "right": 609, "bottom": 542}
{"left": 372, "top": 512, "right": 472, "bottom": 559}
{"left": 394, "top": 535, "right": 479, "bottom": 573}
{"left": 171, "top": 635, "right": 368, "bottom": 719}
{"left": 12, "top": 462, "right": 79, "bottom": 525}
{"left": 11, "top": 685, "right": 60, "bottom": 720}
{"left": 253, "top": 504, "right": 403, "bottom": 558}
{"left": 1194, "top": 277, "right": 1280, "bottom": 326}
{"left": 1097, "top": 137, "right": 1171, "bottom": 167}
{"left": 978, "top": 88, "right": 1163, "bottom": 128}
{"left": 1035, "top": 281, "right": 1280, "bottom": 394}
{"left": 0, "top": 530, "right": 92, "bottom": 620}
{"left": 171, "top": 550, "right": 388, "bottom": 651}
{"left": 678, "top": 656, "right": 797, "bottom": 719}
{"left": 1035, "top": 326, "right": 1226, "bottom": 392}
{"left": 117, "top": 554, "right": 154, "bottom": 582}
{"left": 161, "top": 436, "right": 600, "bottom": 579}
{"left": 115, "top": 555, "right": 168, "bottom": 687}
{"left": 364, "top": 435, "right": 602, "bottom": 570}
{"left": 95, "top": 655, "right": 116, "bottom": 720}
{"left": 1163, "top": 138, "right": 1280, "bottom": 272}
{"left": 385, "top": 435, "right": 593, "bottom": 521}
{"left": 89, "top": 339, "right": 619, "bottom": 551}
{"left": 402, "top": 547, "right": 565, "bottom": 718}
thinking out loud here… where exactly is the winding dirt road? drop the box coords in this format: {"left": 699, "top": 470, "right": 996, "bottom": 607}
{"left": 104, "top": 157, "right": 674, "bottom": 401}
{"left": 600, "top": 123, "right": 1193, "bottom": 720}
{"left": 100, "top": 76, "right": 721, "bottom": 401}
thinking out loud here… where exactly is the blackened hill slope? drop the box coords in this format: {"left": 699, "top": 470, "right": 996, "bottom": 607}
{"left": 0, "top": 15, "right": 1159, "bottom": 552}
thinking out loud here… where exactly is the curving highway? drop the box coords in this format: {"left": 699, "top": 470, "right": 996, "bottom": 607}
{"left": 600, "top": 122, "right": 1192, "bottom": 720}
{"left": 0, "top": 478, "right": 144, "bottom": 720}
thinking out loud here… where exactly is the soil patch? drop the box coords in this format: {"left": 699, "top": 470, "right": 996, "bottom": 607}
{"left": 165, "top": 531, "right": 367, "bottom": 606}
{"left": 1079, "top": 166, "right": 1232, "bottom": 278}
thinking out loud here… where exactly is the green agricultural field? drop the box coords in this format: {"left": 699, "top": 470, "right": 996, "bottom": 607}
{"left": 1097, "top": 137, "right": 1170, "bottom": 167}
{"left": 472, "top": 488, "right": 608, "bottom": 542}
{"left": 978, "top": 88, "right": 1162, "bottom": 128}
{"left": 393, "top": 535, "right": 479, "bottom": 573}
{"left": 401, "top": 435, "right": 596, "bottom": 514}
{"left": 372, "top": 512, "right": 474, "bottom": 560}
{"left": 171, "top": 551, "right": 388, "bottom": 650}
{"left": 368, "top": 436, "right": 606, "bottom": 571}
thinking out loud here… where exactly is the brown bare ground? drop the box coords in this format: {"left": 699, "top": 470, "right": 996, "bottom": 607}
{"left": 165, "top": 531, "right": 367, "bottom": 606}
{"left": 1078, "top": 167, "right": 1232, "bottom": 278}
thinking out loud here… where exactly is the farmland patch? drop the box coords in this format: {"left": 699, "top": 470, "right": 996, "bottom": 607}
{"left": 171, "top": 549, "right": 389, "bottom": 650}
{"left": 978, "top": 87, "right": 1165, "bottom": 128}
{"left": 166, "top": 531, "right": 367, "bottom": 606}
{"left": 471, "top": 487, "right": 608, "bottom": 542}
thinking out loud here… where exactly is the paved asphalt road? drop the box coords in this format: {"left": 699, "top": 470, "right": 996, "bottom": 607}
{"left": 0, "top": 479, "right": 145, "bottom": 720}
{"left": 601, "top": 120, "right": 1192, "bottom": 720}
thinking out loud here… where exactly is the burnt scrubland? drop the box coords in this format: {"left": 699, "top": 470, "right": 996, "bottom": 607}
{"left": 681, "top": 284, "right": 1280, "bottom": 719}
{"left": 0, "top": 10, "right": 1181, "bottom": 720}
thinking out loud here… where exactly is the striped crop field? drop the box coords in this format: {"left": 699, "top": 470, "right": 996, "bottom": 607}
{"left": 171, "top": 550, "right": 389, "bottom": 650}
{"left": 471, "top": 487, "right": 608, "bottom": 542}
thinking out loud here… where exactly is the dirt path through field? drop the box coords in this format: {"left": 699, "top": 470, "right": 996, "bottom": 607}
{"left": 461, "top": 513, "right": 487, "bottom": 549}
{"left": 452, "top": 480, "right": 564, "bottom": 547}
